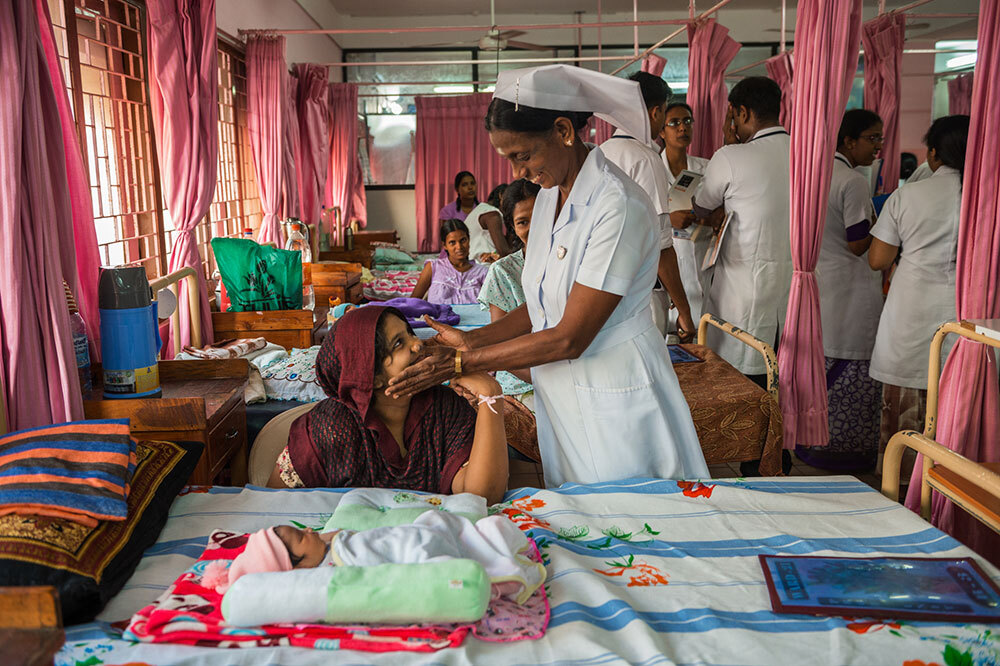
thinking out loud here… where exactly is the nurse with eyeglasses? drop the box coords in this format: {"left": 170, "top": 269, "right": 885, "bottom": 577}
{"left": 660, "top": 103, "right": 712, "bottom": 329}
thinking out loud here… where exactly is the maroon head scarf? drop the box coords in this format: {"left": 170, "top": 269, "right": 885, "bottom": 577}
{"left": 286, "top": 306, "right": 475, "bottom": 492}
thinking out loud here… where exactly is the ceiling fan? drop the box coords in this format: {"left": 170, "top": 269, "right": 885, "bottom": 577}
{"left": 424, "top": 0, "right": 552, "bottom": 52}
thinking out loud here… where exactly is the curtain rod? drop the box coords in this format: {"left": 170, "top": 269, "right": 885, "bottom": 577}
{"left": 238, "top": 18, "right": 690, "bottom": 37}
{"left": 725, "top": 47, "right": 976, "bottom": 78}
{"left": 320, "top": 54, "right": 634, "bottom": 67}
{"left": 609, "top": 0, "right": 733, "bottom": 75}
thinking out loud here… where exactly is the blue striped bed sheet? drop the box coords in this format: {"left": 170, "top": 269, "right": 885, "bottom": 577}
{"left": 58, "top": 476, "right": 1000, "bottom": 666}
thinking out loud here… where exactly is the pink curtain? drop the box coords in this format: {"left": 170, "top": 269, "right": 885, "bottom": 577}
{"left": 0, "top": 0, "right": 84, "bottom": 428}
{"left": 778, "top": 0, "right": 864, "bottom": 449}
{"left": 414, "top": 93, "right": 510, "bottom": 252}
{"left": 584, "top": 116, "right": 614, "bottom": 144}
{"left": 294, "top": 64, "right": 329, "bottom": 226}
{"left": 861, "top": 14, "right": 905, "bottom": 194}
{"left": 147, "top": 0, "right": 217, "bottom": 358}
{"left": 906, "top": 0, "right": 1000, "bottom": 562}
{"left": 325, "top": 82, "right": 367, "bottom": 234}
{"left": 34, "top": 0, "right": 102, "bottom": 361}
{"left": 282, "top": 70, "right": 300, "bottom": 219}
{"left": 948, "top": 73, "right": 974, "bottom": 116}
{"left": 247, "top": 35, "right": 286, "bottom": 247}
{"left": 686, "top": 19, "right": 741, "bottom": 160}
{"left": 641, "top": 53, "right": 667, "bottom": 77}
{"left": 765, "top": 51, "right": 794, "bottom": 128}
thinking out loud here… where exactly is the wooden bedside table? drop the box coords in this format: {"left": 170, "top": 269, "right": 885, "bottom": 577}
{"left": 84, "top": 360, "right": 250, "bottom": 486}
{"left": 318, "top": 246, "right": 375, "bottom": 268}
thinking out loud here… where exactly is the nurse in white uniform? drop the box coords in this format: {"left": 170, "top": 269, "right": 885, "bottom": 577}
{"left": 800, "top": 109, "right": 885, "bottom": 471}
{"left": 386, "top": 65, "right": 708, "bottom": 488}
{"left": 693, "top": 77, "right": 792, "bottom": 380}
{"left": 868, "top": 115, "right": 969, "bottom": 461}
{"left": 659, "top": 102, "right": 711, "bottom": 328}
{"left": 599, "top": 72, "right": 695, "bottom": 340}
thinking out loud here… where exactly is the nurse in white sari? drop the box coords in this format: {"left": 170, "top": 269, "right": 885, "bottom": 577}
{"left": 386, "top": 65, "right": 708, "bottom": 488}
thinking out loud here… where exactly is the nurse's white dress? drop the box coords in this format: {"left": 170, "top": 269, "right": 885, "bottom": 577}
{"left": 663, "top": 153, "right": 711, "bottom": 328}
{"left": 522, "top": 147, "right": 709, "bottom": 487}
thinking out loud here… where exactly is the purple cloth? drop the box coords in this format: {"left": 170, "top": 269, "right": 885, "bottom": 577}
{"left": 425, "top": 257, "right": 488, "bottom": 305}
{"left": 845, "top": 219, "right": 871, "bottom": 243}
{"left": 437, "top": 199, "right": 469, "bottom": 222}
{"left": 370, "top": 298, "right": 460, "bottom": 328}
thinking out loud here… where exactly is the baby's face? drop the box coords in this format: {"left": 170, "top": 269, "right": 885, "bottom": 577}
{"left": 274, "top": 525, "right": 327, "bottom": 568}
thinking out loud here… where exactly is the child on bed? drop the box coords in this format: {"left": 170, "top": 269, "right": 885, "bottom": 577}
{"left": 210, "top": 514, "right": 545, "bottom": 605}
{"left": 410, "top": 219, "right": 489, "bottom": 305}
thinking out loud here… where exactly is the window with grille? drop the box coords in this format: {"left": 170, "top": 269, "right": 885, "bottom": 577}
{"left": 50, "top": 0, "right": 169, "bottom": 279}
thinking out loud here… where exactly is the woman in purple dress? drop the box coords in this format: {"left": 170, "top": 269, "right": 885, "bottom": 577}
{"left": 411, "top": 219, "right": 488, "bottom": 305}
{"left": 437, "top": 171, "right": 478, "bottom": 222}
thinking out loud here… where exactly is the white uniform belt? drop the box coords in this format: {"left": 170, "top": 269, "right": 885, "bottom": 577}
{"left": 582, "top": 309, "right": 656, "bottom": 356}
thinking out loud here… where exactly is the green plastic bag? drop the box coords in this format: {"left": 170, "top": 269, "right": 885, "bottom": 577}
{"left": 211, "top": 238, "right": 302, "bottom": 312}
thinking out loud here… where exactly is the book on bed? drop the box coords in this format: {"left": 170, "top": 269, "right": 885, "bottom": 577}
{"left": 760, "top": 554, "right": 1000, "bottom": 623}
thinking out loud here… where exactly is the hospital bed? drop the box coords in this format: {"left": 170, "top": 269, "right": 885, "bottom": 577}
{"left": 57, "top": 476, "right": 1000, "bottom": 665}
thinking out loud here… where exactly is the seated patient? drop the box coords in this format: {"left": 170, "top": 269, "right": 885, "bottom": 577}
{"left": 410, "top": 219, "right": 489, "bottom": 304}
{"left": 267, "top": 306, "right": 508, "bottom": 504}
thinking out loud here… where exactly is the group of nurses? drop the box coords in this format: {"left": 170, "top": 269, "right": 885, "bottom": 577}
{"left": 387, "top": 65, "right": 708, "bottom": 488}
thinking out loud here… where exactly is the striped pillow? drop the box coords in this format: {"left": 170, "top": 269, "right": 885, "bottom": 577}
{"left": 0, "top": 419, "right": 135, "bottom": 527}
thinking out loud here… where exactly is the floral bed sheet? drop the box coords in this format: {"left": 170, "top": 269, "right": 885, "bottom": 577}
{"left": 59, "top": 477, "right": 1000, "bottom": 666}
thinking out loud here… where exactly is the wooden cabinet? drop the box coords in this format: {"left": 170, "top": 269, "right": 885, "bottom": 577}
{"left": 318, "top": 246, "right": 375, "bottom": 268}
{"left": 212, "top": 309, "right": 314, "bottom": 350}
{"left": 312, "top": 261, "right": 363, "bottom": 306}
{"left": 83, "top": 360, "right": 249, "bottom": 486}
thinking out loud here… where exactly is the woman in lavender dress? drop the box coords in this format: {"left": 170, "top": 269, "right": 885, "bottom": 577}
{"left": 411, "top": 219, "right": 488, "bottom": 305}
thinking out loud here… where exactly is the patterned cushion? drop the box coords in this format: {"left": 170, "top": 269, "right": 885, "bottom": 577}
{"left": 0, "top": 439, "right": 203, "bottom": 624}
{"left": 260, "top": 346, "right": 326, "bottom": 402}
{"left": 0, "top": 419, "right": 136, "bottom": 526}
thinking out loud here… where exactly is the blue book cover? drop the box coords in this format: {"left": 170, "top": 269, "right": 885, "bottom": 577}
{"left": 668, "top": 345, "right": 702, "bottom": 364}
{"left": 760, "top": 555, "right": 1000, "bottom": 622}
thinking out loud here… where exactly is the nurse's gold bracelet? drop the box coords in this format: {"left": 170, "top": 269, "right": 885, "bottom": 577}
{"left": 454, "top": 349, "right": 463, "bottom": 377}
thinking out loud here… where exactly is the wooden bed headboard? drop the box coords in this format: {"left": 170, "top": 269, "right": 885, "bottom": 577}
{"left": 211, "top": 310, "right": 315, "bottom": 350}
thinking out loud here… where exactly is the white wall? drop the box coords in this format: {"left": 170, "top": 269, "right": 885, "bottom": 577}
{"left": 898, "top": 45, "right": 936, "bottom": 159}
{"left": 366, "top": 189, "right": 418, "bottom": 251}
{"left": 216, "top": 0, "right": 343, "bottom": 75}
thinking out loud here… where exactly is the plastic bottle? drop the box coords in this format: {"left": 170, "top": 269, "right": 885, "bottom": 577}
{"left": 69, "top": 309, "right": 92, "bottom": 395}
{"left": 285, "top": 222, "right": 314, "bottom": 310}
{"left": 242, "top": 227, "right": 254, "bottom": 240}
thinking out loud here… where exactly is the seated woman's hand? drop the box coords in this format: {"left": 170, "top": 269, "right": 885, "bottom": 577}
{"left": 452, "top": 373, "right": 501, "bottom": 401}
{"left": 386, "top": 345, "right": 457, "bottom": 399}
{"left": 422, "top": 315, "right": 471, "bottom": 351}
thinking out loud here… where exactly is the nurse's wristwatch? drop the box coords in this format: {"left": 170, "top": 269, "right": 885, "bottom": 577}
{"left": 454, "top": 349, "right": 463, "bottom": 377}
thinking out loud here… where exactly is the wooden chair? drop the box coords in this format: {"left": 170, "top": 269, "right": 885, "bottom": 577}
{"left": 696, "top": 313, "right": 779, "bottom": 404}
{"left": 881, "top": 321, "right": 1000, "bottom": 533}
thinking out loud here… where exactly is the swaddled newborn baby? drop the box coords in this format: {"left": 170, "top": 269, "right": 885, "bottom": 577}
{"left": 210, "top": 510, "right": 544, "bottom": 606}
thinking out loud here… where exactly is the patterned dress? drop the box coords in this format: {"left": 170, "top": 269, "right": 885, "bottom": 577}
{"left": 425, "top": 257, "right": 488, "bottom": 305}
{"left": 477, "top": 251, "right": 533, "bottom": 397}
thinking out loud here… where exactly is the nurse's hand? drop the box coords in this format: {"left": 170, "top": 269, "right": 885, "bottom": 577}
{"left": 669, "top": 210, "right": 696, "bottom": 230}
{"left": 422, "top": 315, "right": 471, "bottom": 351}
{"left": 386, "top": 346, "right": 457, "bottom": 399}
{"left": 676, "top": 311, "right": 696, "bottom": 343}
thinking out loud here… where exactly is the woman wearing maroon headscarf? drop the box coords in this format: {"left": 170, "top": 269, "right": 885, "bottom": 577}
{"left": 266, "top": 306, "right": 508, "bottom": 504}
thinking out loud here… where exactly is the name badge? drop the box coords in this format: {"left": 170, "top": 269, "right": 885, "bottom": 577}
{"left": 556, "top": 246, "right": 567, "bottom": 259}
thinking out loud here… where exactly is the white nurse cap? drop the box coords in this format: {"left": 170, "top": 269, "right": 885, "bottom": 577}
{"left": 492, "top": 64, "right": 652, "bottom": 146}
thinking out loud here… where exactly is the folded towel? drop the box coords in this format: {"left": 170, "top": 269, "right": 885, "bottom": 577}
{"left": 324, "top": 488, "right": 487, "bottom": 532}
{"left": 222, "top": 559, "right": 490, "bottom": 626}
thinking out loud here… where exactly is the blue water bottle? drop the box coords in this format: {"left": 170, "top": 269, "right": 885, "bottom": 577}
{"left": 98, "top": 267, "right": 162, "bottom": 399}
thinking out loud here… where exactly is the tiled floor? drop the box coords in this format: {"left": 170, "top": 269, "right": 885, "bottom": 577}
{"left": 508, "top": 454, "right": 887, "bottom": 493}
